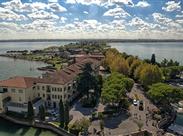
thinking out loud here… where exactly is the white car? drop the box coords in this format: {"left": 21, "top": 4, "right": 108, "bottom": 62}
{"left": 133, "top": 99, "right": 138, "bottom": 106}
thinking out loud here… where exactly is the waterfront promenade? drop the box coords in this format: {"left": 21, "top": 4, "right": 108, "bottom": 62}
{"left": 0, "top": 114, "right": 74, "bottom": 136}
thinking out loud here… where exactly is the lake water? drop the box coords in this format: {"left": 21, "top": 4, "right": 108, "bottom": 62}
{"left": 110, "top": 42, "right": 183, "bottom": 64}
{"left": 0, "top": 57, "right": 48, "bottom": 80}
{"left": 0, "top": 41, "right": 183, "bottom": 134}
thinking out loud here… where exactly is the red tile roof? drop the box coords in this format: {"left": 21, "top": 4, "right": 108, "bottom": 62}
{"left": 39, "top": 58, "right": 100, "bottom": 85}
{"left": 0, "top": 76, "right": 37, "bottom": 88}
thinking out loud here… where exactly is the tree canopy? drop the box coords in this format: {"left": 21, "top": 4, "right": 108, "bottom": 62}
{"left": 105, "top": 48, "right": 129, "bottom": 75}
{"left": 148, "top": 83, "right": 183, "bottom": 106}
{"left": 101, "top": 72, "right": 134, "bottom": 104}
{"left": 134, "top": 64, "right": 163, "bottom": 87}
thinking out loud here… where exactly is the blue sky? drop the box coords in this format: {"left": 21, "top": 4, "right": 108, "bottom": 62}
{"left": 0, "top": 0, "right": 183, "bottom": 39}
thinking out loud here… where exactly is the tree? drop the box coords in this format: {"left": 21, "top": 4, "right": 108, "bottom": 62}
{"left": 27, "top": 101, "right": 34, "bottom": 121}
{"left": 59, "top": 99, "right": 65, "bottom": 128}
{"left": 77, "top": 63, "right": 98, "bottom": 99}
{"left": 105, "top": 48, "right": 129, "bottom": 75}
{"left": 69, "top": 118, "right": 90, "bottom": 135}
{"left": 64, "top": 101, "right": 70, "bottom": 130}
{"left": 135, "top": 64, "right": 163, "bottom": 87}
{"left": 39, "top": 105, "right": 45, "bottom": 121}
{"left": 129, "top": 59, "right": 142, "bottom": 77}
{"left": 151, "top": 54, "right": 156, "bottom": 64}
{"left": 148, "top": 83, "right": 183, "bottom": 109}
{"left": 101, "top": 72, "right": 134, "bottom": 107}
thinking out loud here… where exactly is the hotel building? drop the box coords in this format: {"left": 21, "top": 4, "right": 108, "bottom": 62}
{"left": 0, "top": 58, "right": 100, "bottom": 114}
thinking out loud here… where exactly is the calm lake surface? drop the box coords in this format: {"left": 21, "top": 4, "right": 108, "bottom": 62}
{"left": 110, "top": 42, "right": 183, "bottom": 64}
{"left": 0, "top": 41, "right": 183, "bottom": 134}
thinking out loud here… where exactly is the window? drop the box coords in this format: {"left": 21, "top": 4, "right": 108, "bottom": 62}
{"left": 68, "top": 86, "right": 71, "bottom": 90}
{"left": 64, "top": 87, "right": 66, "bottom": 91}
{"left": 19, "top": 90, "right": 23, "bottom": 93}
{"left": 38, "top": 93, "right": 40, "bottom": 97}
{"left": 42, "top": 86, "right": 45, "bottom": 90}
{"left": 57, "top": 88, "right": 59, "bottom": 91}
{"left": 58, "top": 95, "right": 60, "bottom": 99}
{"left": 60, "top": 88, "right": 62, "bottom": 92}
{"left": 19, "top": 97, "right": 22, "bottom": 102}
{"left": 52, "top": 95, "right": 54, "bottom": 99}
{"left": 11, "top": 89, "right": 15, "bottom": 93}
{"left": 37, "top": 86, "right": 40, "bottom": 90}
{"left": 52, "top": 88, "right": 54, "bottom": 91}
{"left": 43, "top": 94, "right": 45, "bottom": 98}
{"left": 55, "top": 95, "right": 57, "bottom": 99}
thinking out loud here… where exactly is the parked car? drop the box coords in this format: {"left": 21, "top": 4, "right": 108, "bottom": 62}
{"left": 139, "top": 100, "right": 144, "bottom": 111}
{"left": 133, "top": 99, "right": 138, "bottom": 106}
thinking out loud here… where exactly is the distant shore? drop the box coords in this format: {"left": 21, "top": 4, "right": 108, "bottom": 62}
{"left": 0, "top": 39, "right": 183, "bottom": 43}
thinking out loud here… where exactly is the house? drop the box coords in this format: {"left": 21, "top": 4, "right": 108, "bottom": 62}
{"left": 0, "top": 58, "right": 101, "bottom": 114}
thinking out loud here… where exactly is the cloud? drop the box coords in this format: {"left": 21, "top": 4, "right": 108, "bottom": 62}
{"left": 21, "top": 20, "right": 56, "bottom": 32}
{"left": 0, "top": 22, "right": 20, "bottom": 32}
{"left": 152, "top": 13, "right": 172, "bottom": 24}
{"left": 162, "top": 1, "right": 181, "bottom": 12}
{"left": 65, "top": 0, "right": 134, "bottom": 6}
{"left": 27, "top": 10, "right": 59, "bottom": 20}
{"left": 60, "top": 17, "right": 67, "bottom": 23}
{"left": 2, "top": 0, "right": 66, "bottom": 13}
{"left": 48, "top": 3, "right": 67, "bottom": 12}
{"left": 48, "top": 0, "right": 58, "bottom": 2}
{"left": 2, "top": 0, "right": 47, "bottom": 12}
{"left": 84, "top": 11, "right": 89, "bottom": 14}
{"left": 176, "top": 11, "right": 183, "bottom": 18}
{"left": 129, "top": 17, "right": 152, "bottom": 30}
{"left": 135, "top": 1, "right": 150, "bottom": 8}
{"left": 0, "top": 7, "right": 28, "bottom": 21}
{"left": 65, "top": 0, "right": 106, "bottom": 5}
{"left": 111, "top": 0, "right": 134, "bottom": 6}
{"left": 103, "top": 7, "right": 130, "bottom": 18}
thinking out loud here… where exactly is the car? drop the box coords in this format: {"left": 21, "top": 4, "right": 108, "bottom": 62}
{"left": 133, "top": 99, "right": 138, "bottom": 106}
{"left": 139, "top": 100, "right": 144, "bottom": 111}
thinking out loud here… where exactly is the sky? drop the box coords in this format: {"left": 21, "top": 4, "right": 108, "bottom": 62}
{"left": 0, "top": 0, "right": 183, "bottom": 39}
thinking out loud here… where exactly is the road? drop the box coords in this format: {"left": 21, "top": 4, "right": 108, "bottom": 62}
{"left": 128, "top": 83, "right": 159, "bottom": 135}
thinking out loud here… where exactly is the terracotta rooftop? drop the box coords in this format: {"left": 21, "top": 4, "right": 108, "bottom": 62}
{"left": 0, "top": 76, "right": 38, "bottom": 88}
{"left": 39, "top": 58, "right": 100, "bottom": 85}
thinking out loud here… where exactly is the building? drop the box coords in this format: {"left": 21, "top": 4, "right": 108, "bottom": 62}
{"left": 0, "top": 58, "right": 100, "bottom": 114}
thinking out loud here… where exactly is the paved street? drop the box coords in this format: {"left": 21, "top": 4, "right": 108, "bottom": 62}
{"left": 70, "top": 100, "right": 93, "bottom": 124}
{"left": 128, "top": 83, "right": 159, "bottom": 135}
{"left": 88, "top": 83, "right": 159, "bottom": 136}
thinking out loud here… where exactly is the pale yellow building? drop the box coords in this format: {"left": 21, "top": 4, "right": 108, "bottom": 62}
{"left": 0, "top": 58, "right": 100, "bottom": 114}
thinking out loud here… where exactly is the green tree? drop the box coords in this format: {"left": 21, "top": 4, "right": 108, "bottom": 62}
{"left": 64, "top": 101, "right": 70, "bottom": 130}
{"left": 151, "top": 54, "right": 156, "bottom": 64}
{"left": 39, "top": 105, "right": 45, "bottom": 121}
{"left": 101, "top": 72, "right": 134, "bottom": 106}
{"left": 148, "top": 83, "right": 183, "bottom": 108}
{"left": 27, "top": 101, "right": 34, "bottom": 121}
{"left": 59, "top": 99, "right": 65, "bottom": 128}
{"left": 77, "top": 63, "right": 98, "bottom": 99}
{"left": 69, "top": 118, "right": 90, "bottom": 135}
